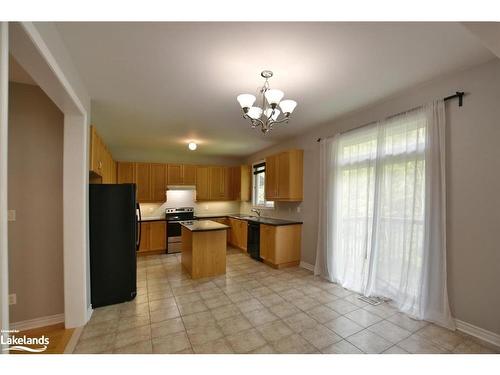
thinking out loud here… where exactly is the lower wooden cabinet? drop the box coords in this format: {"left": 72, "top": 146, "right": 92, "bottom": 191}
{"left": 228, "top": 218, "right": 247, "bottom": 250}
{"left": 138, "top": 221, "right": 166, "bottom": 255}
{"left": 260, "top": 224, "right": 302, "bottom": 268}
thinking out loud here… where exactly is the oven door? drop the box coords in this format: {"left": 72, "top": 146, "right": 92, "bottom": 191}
{"left": 167, "top": 221, "right": 182, "bottom": 253}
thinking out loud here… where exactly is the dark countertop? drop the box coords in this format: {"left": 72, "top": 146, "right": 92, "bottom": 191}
{"left": 227, "top": 214, "right": 303, "bottom": 226}
{"left": 180, "top": 220, "right": 230, "bottom": 232}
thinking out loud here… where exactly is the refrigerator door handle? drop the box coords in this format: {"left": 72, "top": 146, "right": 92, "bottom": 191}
{"left": 136, "top": 203, "right": 142, "bottom": 251}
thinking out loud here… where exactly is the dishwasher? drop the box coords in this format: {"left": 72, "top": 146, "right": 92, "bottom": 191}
{"left": 247, "top": 221, "right": 261, "bottom": 261}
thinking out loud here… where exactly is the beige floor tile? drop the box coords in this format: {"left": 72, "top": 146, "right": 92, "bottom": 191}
{"left": 250, "top": 344, "right": 277, "bottom": 354}
{"left": 199, "top": 288, "right": 225, "bottom": 300}
{"left": 309, "top": 291, "right": 339, "bottom": 304}
{"left": 152, "top": 331, "right": 192, "bottom": 354}
{"left": 305, "top": 305, "right": 340, "bottom": 324}
{"left": 283, "top": 312, "right": 318, "bottom": 333}
{"left": 269, "top": 301, "right": 301, "bottom": 319}
{"left": 192, "top": 338, "right": 234, "bottom": 354}
{"left": 291, "top": 296, "right": 322, "bottom": 311}
{"left": 151, "top": 317, "right": 185, "bottom": 339}
{"left": 367, "top": 320, "right": 412, "bottom": 343}
{"left": 243, "top": 307, "right": 279, "bottom": 327}
{"left": 178, "top": 299, "right": 208, "bottom": 316}
{"left": 362, "top": 303, "right": 397, "bottom": 319}
{"left": 174, "top": 292, "right": 201, "bottom": 304}
{"left": 74, "top": 333, "right": 116, "bottom": 354}
{"left": 150, "top": 305, "right": 181, "bottom": 323}
{"left": 182, "top": 311, "right": 216, "bottom": 329}
{"left": 321, "top": 340, "right": 363, "bottom": 354}
{"left": 236, "top": 298, "right": 264, "bottom": 313}
{"left": 117, "top": 315, "right": 151, "bottom": 331}
{"left": 416, "top": 324, "right": 466, "bottom": 351}
{"left": 210, "top": 303, "right": 241, "bottom": 321}
{"left": 325, "top": 299, "right": 359, "bottom": 315}
{"left": 119, "top": 302, "right": 150, "bottom": 318}
{"left": 217, "top": 314, "right": 252, "bottom": 336}
{"left": 250, "top": 286, "right": 274, "bottom": 298}
{"left": 324, "top": 316, "right": 364, "bottom": 338}
{"left": 149, "top": 297, "right": 177, "bottom": 312}
{"left": 300, "top": 324, "right": 342, "bottom": 350}
{"left": 79, "top": 319, "right": 118, "bottom": 341}
{"left": 382, "top": 345, "right": 409, "bottom": 354}
{"left": 386, "top": 313, "right": 428, "bottom": 333}
{"left": 205, "top": 295, "right": 232, "bottom": 309}
{"left": 344, "top": 309, "right": 382, "bottom": 328}
{"left": 113, "top": 339, "right": 152, "bottom": 354}
{"left": 452, "top": 339, "right": 497, "bottom": 354}
{"left": 256, "top": 320, "right": 294, "bottom": 342}
{"left": 257, "top": 293, "right": 286, "bottom": 307}
{"left": 226, "top": 290, "right": 252, "bottom": 303}
{"left": 272, "top": 333, "right": 316, "bottom": 354}
{"left": 398, "top": 334, "right": 449, "bottom": 354}
{"left": 187, "top": 323, "right": 224, "bottom": 346}
{"left": 225, "top": 328, "right": 267, "bottom": 353}
{"left": 114, "top": 325, "right": 151, "bottom": 349}
{"left": 279, "top": 288, "right": 306, "bottom": 301}
{"left": 346, "top": 329, "right": 392, "bottom": 353}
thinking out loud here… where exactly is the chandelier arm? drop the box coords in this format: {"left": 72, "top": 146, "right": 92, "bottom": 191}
{"left": 269, "top": 116, "right": 290, "bottom": 126}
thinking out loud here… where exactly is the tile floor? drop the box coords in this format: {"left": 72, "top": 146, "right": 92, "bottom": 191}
{"left": 74, "top": 248, "right": 498, "bottom": 354}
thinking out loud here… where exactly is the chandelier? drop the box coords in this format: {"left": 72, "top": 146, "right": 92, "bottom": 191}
{"left": 236, "top": 70, "right": 297, "bottom": 134}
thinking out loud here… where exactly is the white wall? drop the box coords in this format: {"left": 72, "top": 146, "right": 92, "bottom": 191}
{"left": 245, "top": 58, "right": 500, "bottom": 335}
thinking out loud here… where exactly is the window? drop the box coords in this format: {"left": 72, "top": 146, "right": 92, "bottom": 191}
{"left": 252, "top": 161, "right": 274, "bottom": 208}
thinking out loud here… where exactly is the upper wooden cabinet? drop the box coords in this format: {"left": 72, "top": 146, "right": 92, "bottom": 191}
{"left": 167, "top": 164, "right": 196, "bottom": 185}
{"left": 195, "top": 166, "right": 210, "bottom": 201}
{"left": 209, "top": 166, "right": 229, "bottom": 200}
{"left": 89, "top": 125, "right": 116, "bottom": 184}
{"left": 265, "top": 149, "right": 303, "bottom": 201}
{"left": 135, "top": 163, "right": 152, "bottom": 202}
{"left": 117, "top": 162, "right": 135, "bottom": 184}
{"left": 151, "top": 163, "right": 167, "bottom": 202}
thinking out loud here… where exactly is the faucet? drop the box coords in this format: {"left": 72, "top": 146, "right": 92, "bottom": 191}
{"left": 251, "top": 208, "right": 261, "bottom": 217}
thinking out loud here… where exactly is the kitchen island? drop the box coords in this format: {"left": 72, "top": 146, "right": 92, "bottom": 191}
{"left": 180, "top": 220, "right": 229, "bottom": 279}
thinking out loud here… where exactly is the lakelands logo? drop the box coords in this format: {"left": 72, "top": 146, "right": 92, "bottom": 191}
{"left": 1, "top": 329, "right": 49, "bottom": 352}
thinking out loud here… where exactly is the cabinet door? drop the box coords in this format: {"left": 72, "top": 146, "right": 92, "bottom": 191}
{"left": 151, "top": 163, "right": 167, "bottom": 202}
{"left": 138, "top": 222, "right": 151, "bottom": 252}
{"left": 167, "top": 164, "right": 183, "bottom": 185}
{"left": 277, "top": 151, "right": 290, "bottom": 199}
{"left": 265, "top": 155, "right": 279, "bottom": 200}
{"left": 209, "top": 166, "right": 224, "bottom": 200}
{"left": 136, "top": 163, "right": 151, "bottom": 202}
{"left": 183, "top": 164, "right": 196, "bottom": 185}
{"left": 239, "top": 220, "right": 248, "bottom": 250}
{"left": 150, "top": 221, "right": 166, "bottom": 251}
{"left": 240, "top": 165, "right": 251, "bottom": 202}
{"left": 117, "top": 162, "right": 136, "bottom": 183}
{"left": 260, "top": 224, "right": 275, "bottom": 262}
{"left": 195, "top": 166, "right": 210, "bottom": 200}
{"left": 228, "top": 218, "right": 238, "bottom": 247}
{"left": 229, "top": 166, "right": 241, "bottom": 200}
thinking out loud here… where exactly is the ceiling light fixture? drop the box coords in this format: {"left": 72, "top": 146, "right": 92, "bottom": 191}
{"left": 237, "top": 70, "right": 297, "bottom": 134}
{"left": 188, "top": 142, "right": 197, "bottom": 151}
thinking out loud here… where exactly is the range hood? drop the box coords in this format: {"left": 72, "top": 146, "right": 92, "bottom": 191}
{"left": 167, "top": 185, "right": 196, "bottom": 191}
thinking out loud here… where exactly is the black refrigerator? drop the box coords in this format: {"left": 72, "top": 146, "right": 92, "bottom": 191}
{"left": 89, "top": 184, "right": 139, "bottom": 308}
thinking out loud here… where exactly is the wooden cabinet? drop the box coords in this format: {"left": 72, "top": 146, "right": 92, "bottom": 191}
{"left": 167, "top": 164, "right": 196, "bottom": 185}
{"left": 138, "top": 220, "right": 166, "bottom": 254}
{"left": 260, "top": 224, "right": 302, "bottom": 268}
{"left": 117, "top": 162, "right": 135, "bottom": 184}
{"left": 228, "top": 218, "right": 247, "bottom": 250}
{"left": 209, "top": 166, "right": 229, "bottom": 200}
{"left": 265, "top": 149, "right": 303, "bottom": 201}
{"left": 135, "top": 163, "right": 151, "bottom": 202}
{"left": 151, "top": 163, "right": 167, "bottom": 202}
{"left": 195, "top": 166, "right": 210, "bottom": 201}
{"left": 240, "top": 165, "right": 252, "bottom": 201}
{"left": 89, "top": 125, "right": 116, "bottom": 183}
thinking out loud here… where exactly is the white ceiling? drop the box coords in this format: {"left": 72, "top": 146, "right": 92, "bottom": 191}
{"left": 55, "top": 22, "right": 494, "bottom": 161}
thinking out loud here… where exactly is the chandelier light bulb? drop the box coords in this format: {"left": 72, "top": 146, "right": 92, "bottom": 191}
{"left": 247, "top": 106, "right": 263, "bottom": 120}
{"left": 264, "top": 89, "right": 284, "bottom": 106}
{"left": 237, "top": 94, "right": 256, "bottom": 109}
{"left": 188, "top": 142, "right": 197, "bottom": 151}
{"left": 264, "top": 108, "right": 280, "bottom": 121}
{"left": 279, "top": 99, "right": 297, "bottom": 114}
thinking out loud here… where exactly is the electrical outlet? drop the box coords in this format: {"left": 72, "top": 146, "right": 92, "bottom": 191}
{"left": 8, "top": 210, "right": 16, "bottom": 222}
{"left": 296, "top": 206, "right": 301, "bottom": 213}
{"left": 9, "top": 294, "right": 16, "bottom": 305}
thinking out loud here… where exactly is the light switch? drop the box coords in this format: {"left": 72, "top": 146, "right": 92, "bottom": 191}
{"left": 8, "top": 210, "right": 16, "bottom": 222}
{"left": 9, "top": 294, "right": 16, "bottom": 305}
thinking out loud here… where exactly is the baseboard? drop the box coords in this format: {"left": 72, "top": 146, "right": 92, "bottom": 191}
{"left": 64, "top": 326, "right": 83, "bottom": 354}
{"left": 300, "top": 261, "right": 314, "bottom": 272}
{"left": 455, "top": 319, "right": 500, "bottom": 348}
{"left": 10, "top": 313, "right": 64, "bottom": 331}
{"left": 86, "top": 306, "right": 93, "bottom": 322}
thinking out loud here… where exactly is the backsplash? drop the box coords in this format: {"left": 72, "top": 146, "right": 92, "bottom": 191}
{"left": 240, "top": 200, "right": 303, "bottom": 221}
{"left": 139, "top": 189, "right": 240, "bottom": 218}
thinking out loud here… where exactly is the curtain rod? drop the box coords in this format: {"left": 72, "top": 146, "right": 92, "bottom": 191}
{"left": 316, "top": 91, "right": 465, "bottom": 142}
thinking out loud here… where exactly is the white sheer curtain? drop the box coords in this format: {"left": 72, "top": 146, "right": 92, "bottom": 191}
{"left": 315, "top": 100, "right": 454, "bottom": 329}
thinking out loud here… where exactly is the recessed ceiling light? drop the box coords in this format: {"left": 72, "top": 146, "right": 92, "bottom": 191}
{"left": 188, "top": 142, "right": 197, "bottom": 151}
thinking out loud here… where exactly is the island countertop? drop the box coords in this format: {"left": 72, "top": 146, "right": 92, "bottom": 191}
{"left": 180, "top": 220, "right": 230, "bottom": 232}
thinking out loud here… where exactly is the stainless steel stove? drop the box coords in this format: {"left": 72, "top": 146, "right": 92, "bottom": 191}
{"left": 165, "top": 207, "right": 194, "bottom": 253}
